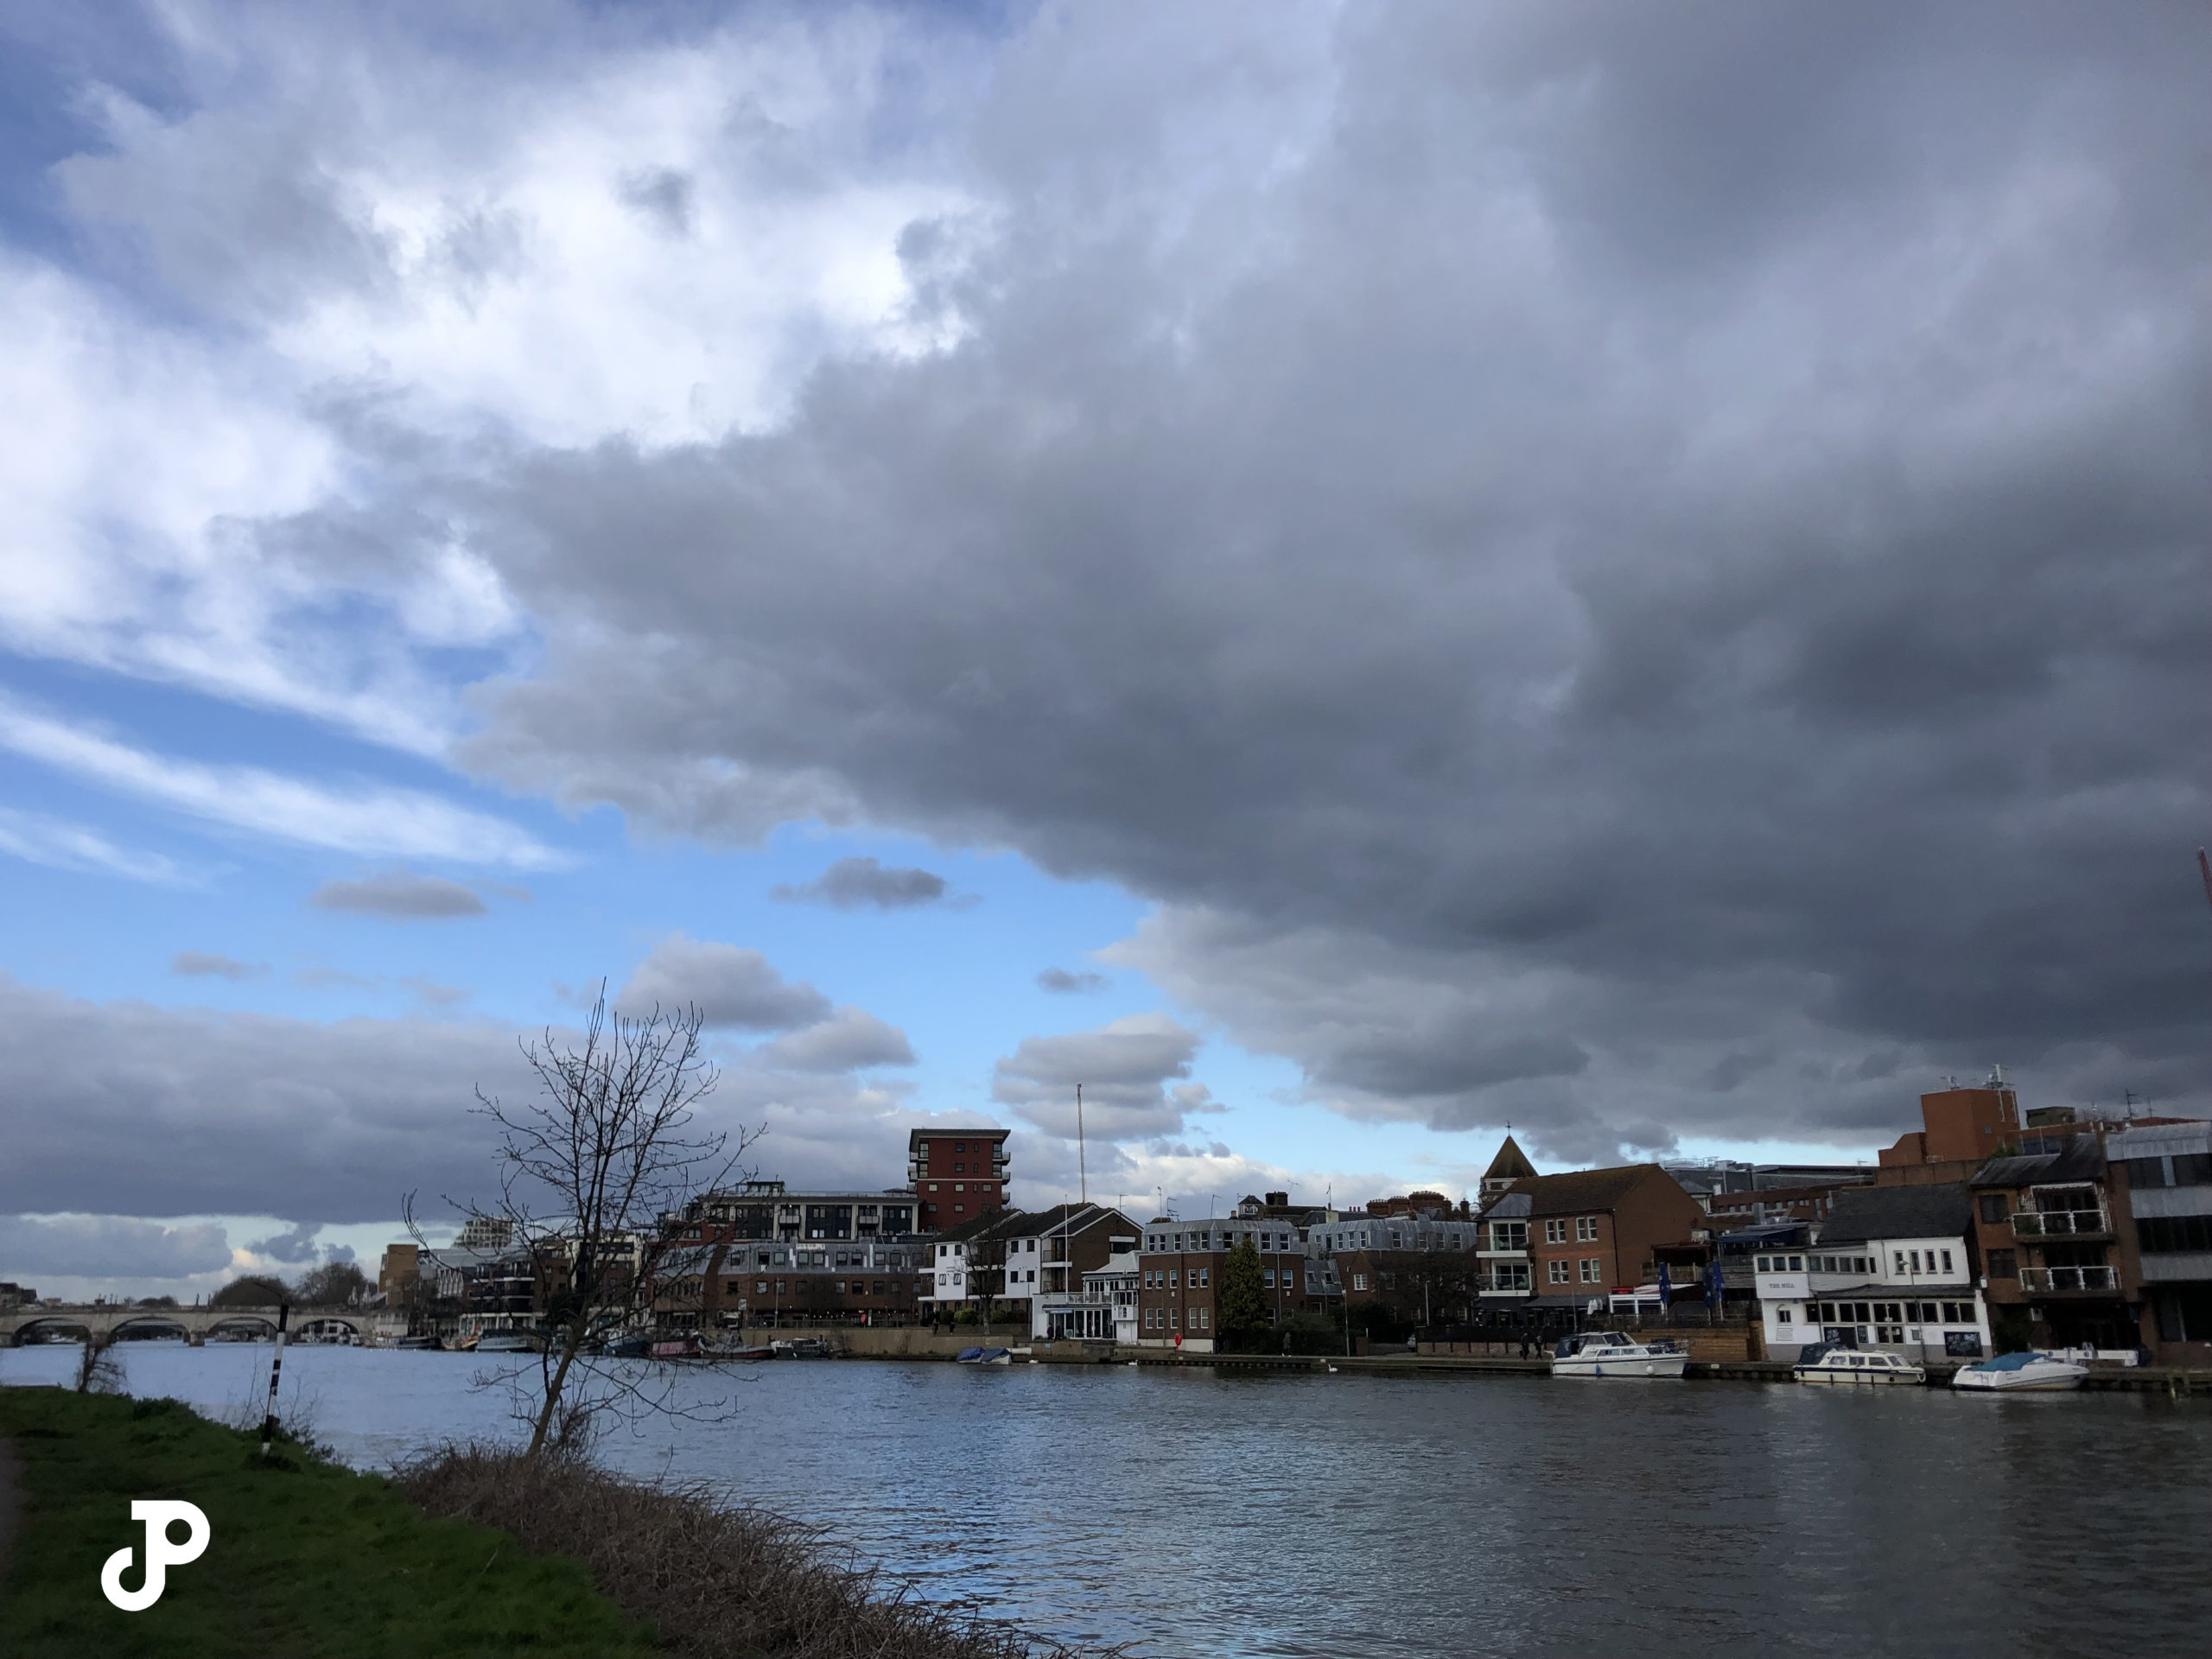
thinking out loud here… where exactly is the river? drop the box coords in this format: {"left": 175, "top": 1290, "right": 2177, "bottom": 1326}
{"left": 5, "top": 1344, "right": 2209, "bottom": 1657}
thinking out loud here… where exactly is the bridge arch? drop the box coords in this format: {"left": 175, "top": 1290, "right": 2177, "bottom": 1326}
{"left": 10, "top": 1316, "right": 92, "bottom": 1347}
{"left": 109, "top": 1315, "right": 192, "bottom": 1343}
{"left": 207, "top": 1315, "right": 279, "bottom": 1342}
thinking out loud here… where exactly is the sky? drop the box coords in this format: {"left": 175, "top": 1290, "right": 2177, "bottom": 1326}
{"left": 2, "top": 1, "right": 2208, "bottom": 1301}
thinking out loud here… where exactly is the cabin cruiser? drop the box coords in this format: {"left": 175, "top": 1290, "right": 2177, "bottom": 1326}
{"left": 1792, "top": 1344, "right": 1925, "bottom": 1386}
{"left": 474, "top": 1330, "right": 543, "bottom": 1354}
{"left": 1550, "top": 1331, "right": 1688, "bottom": 1378}
{"left": 1952, "top": 1351, "right": 2088, "bottom": 1393}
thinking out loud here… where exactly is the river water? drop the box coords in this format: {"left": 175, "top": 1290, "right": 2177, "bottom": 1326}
{"left": 5, "top": 1344, "right": 2209, "bottom": 1657}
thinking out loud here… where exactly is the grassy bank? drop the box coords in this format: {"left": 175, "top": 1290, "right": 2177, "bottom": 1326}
{"left": 0, "top": 1388, "right": 658, "bottom": 1658}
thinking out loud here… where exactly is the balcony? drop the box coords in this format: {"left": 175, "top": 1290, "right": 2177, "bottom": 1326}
{"left": 2011, "top": 1207, "right": 2112, "bottom": 1238}
{"left": 2018, "top": 1265, "right": 2121, "bottom": 1293}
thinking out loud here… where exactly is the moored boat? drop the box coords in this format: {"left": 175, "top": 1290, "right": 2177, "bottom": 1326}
{"left": 699, "top": 1336, "right": 777, "bottom": 1361}
{"left": 1952, "top": 1351, "right": 2087, "bottom": 1392}
{"left": 1793, "top": 1344, "right": 1925, "bottom": 1385}
{"left": 476, "top": 1331, "right": 543, "bottom": 1353}
{"left": 955, "top": 1346, "right": 1013, "bottom": 1365}
{"left": 1550, "top": 1331, "right": 1688, "bottom": 1378}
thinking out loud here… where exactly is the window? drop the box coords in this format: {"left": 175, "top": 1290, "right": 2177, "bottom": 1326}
{"left": 1576, "top": 1217, "right": 1599, "bottom": 1243}
{"left": 954, "top": 1141, "right": 966, "bottom": 1153}
{"left": 1544, "top": 1218, "right": 1567, "bottom": 1244}
{"left": 1909, "top": 1250, "right": 1922, "bottom": 1273}
{"left": 756, "top": 1281, "right": 768, "bottom": 1294}
{"left": 1788, "top": 1255, "right": 1804, "bottom": 1271}
{"left": 1491, "top": 1222, "right": 1527, "bottom": 1251}
{"left": 775, "top": 1281, "right": 786, "bottom": 1294}
{"left": 1262, "top": 1270, "right": 1275, "bottom": 1288}
{"left": 1893, "top": 1252, "right": 1907, "bottom": 1275}
{"left": 1548, "top": 1260, "right": 1570, "bottom": 1285}
{"left": 1197, "top": 1268, "right": 1210, "bottom": 1287}
{"left": 1940, "top": 1249, "right": 1954, "bottom": 1273}
{"left": 1169, "top": 1270, "right": 1179, "bottom": 1288}
{"left": 1198, "top": 1308, "right": 1210, "bottom": 1329}
{"left": 1580, "top": 1258, "right": 1602, "bottom": 1283}
{"left": 873, "top": 1281, "right": 886, "bottom": 1295}
{"left": 2137, "top": 1214, "right": 2212, "bottom": 1254}
{"left": 1170, "top": 1308, "right": 1179, "bottom": 1329}
{"left": 1986, "top": 1249, "right": 2017, "bottom": 1279}
{"left": 1353, "top": 1274, "right": 1370, "bottom": 1291}
{"left": 1979, "top": 1193, "right": 2009, "bottom": 1223}
{"left": 1777, "top": 1307, "right": 1792, "bottom": 1325}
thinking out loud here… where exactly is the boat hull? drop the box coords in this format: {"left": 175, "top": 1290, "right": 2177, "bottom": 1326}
{"left": 1953, "top": 1363, "right": 2085, "bottom": 1393}
{"left": 1795, "top": 1366, "right": 1924, "bottom": 1386}
{"left": 1552, "top": 1354, "right": 1688, "bottom": 1379}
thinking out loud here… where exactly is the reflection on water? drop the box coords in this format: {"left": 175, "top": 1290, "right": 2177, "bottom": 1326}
{"left": 7, "top": 1344, "right": 2209, "bottom": 1658}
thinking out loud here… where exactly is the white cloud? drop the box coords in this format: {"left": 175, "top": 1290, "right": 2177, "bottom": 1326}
{"left": 0, "top": 806, "right": 194, "bottom": 886}
{"left": 0, "top": 696, "right": 563, "bottom": 868}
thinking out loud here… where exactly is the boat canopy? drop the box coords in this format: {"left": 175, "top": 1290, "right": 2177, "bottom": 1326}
{"left": 1966, "top": 1351, "right": 2048, "bottom": 1372}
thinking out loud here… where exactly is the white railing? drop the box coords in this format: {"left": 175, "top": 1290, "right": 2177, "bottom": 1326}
{"left": 2011, "top": 1208, "right": 2110, "bottom": 1237}
{"left": 2018, "top": 1265, "right": 2120, "bottom": 1292}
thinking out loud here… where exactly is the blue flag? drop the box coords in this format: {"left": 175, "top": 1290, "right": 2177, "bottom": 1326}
{"left": 1704, "top": 1258, "right": 1724, "bottom": 1307}
{"left": 1656, "top": 1262, "right": 1672, "bottom": 1305}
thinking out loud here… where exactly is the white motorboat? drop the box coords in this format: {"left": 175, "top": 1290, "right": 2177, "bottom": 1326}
{"left": 1550, "top": 1331, "right": 1688, "bottom": 1378}
{"left": 1952, "top": 1351, "right": 2087, "bottom": 1393}
{"left": 1793, "top": 1345, "right": 1925, "bottom": 1386}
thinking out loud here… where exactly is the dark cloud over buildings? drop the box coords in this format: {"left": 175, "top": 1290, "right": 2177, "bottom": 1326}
{"left": 11, "top": 2, "right": 2212, "bottom": 1171}
{"left": 435, "top": 4, "right": 2212, "bottom": 1160}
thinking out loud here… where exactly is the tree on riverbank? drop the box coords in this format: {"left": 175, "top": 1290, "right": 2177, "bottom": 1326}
{"left": 1217, "top": 1237, "right": 1268, "bottom": 1347}
{"left": 414, "top": 984, "right": 762, "bottom": 1456}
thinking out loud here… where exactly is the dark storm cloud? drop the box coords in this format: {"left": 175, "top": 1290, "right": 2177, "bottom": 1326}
{"left": 0, "top": 970, "right": 931, "bottom": 1224}
{"left": 770, "top": 856, "right": 950, "bottom": 910}
{"left": 429, "top": 3, "right": 2212, "bottom": 1159}
{"left": 0, "top": 1214, "right": 232, "bottom": 1281}
{"left": 617, "top": 936, "right": 834, "bottom": 1030}
{"left": 308, "top": 871, "right": 489, "bottom": 918}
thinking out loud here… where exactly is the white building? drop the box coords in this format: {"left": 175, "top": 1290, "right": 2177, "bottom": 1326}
{"left": 922, "top": 1204, "right": 1137, "bottom": 1324}
{"left": 1755, "top": 1182, "right": 1991, "bottom": 1362}
{"left": 1033, "top": 1249, "right": 1140, "bottom": 1342}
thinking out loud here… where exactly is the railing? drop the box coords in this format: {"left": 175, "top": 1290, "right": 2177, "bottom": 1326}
{"left": 2018, "top": 1265, "right": 2120, "bottom": 1293}
{"left": 2011, "top": 1208, "right": 2111, "bottom": 1238}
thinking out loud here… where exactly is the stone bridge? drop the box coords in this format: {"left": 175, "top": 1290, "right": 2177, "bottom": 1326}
{"left": 1, "top": 1304, "right": 372, "bottom": 1346}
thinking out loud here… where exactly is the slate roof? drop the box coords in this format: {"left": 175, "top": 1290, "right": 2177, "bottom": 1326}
{"left": 1484, "top": 1135, "right": 1538, "bottom": 1182}
{"left": 1505, "top": 1164, "right": 1677, "bottom": 1217}
{"left": 1972, "top": 1139, "right": 2107, "bottom": 1189}
{"left": 1814, "top": 1182, "right": 1973, "bottom": 1247}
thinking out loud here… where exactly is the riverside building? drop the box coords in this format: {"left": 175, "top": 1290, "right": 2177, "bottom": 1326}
{"left": 1754, "top": 1182, "right": 1991, "bottom": 1363}
{"left": 1136, "top": 1216, "right": 1318, "bottom": 1351}
{"left": 909, "top": 1128, "right": 1011, "bottom": 1229}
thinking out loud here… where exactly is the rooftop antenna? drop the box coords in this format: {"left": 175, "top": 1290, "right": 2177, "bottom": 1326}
{"left": 1075, "top": 1083, "right": 1087, "bottom": 1205}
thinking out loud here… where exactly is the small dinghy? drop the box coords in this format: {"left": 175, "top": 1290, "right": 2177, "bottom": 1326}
{"left": 1952, "top": 1351, "right": 2087, "bottom": 1393}
{"left": 956, "top": 1346, "right": 1013, "bottom": 1365}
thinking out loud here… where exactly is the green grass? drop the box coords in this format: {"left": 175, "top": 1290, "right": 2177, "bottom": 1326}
{"left": 0, "top": 1387, "right": 664, "bottom": 1658}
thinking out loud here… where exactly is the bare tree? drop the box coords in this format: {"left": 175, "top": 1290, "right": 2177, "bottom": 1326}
{"left": 411, "top": 985, "right": 762, "bottom": 1456}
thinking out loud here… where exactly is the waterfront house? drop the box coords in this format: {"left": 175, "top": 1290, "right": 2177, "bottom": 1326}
{"left": 922, "top": 1204, "right": 1136, "bottom": 1327}
{"left": 1755, "top": 1182, "right": 1990, "bottom": 1362}
{"left": 1310, "top": 1208, "right": 1484, "bottom": 1331}
{"left": 1136, "top": 1214, "right": 1319, "bottom": 1351}
{"left": 1033, "top": 1248, "right": 1141, "bottom": 1343}
{"left": 2106, "top": 1122, "right": 2212, "bottom": 1365}
{"left": 1486, "top": 1162, "right": 1707, "bottom": 1319}
{"left": 1970, "top": 1139, "right": 2139, "bottom": 1357}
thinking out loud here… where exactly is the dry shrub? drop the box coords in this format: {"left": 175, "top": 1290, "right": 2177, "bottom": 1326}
{"left": 397, "top": 1446, "right": 1101, "bottom": 1659}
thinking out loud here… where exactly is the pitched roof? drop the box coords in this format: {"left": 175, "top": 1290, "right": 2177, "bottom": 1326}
{"left": 1972, "top": 1140, "right": 2107, "bottom": 1188}
{"left": 1484, "top": 1136, "right": 1537, "bottom": 1181}
{"left": 1506, "top": 1164, "right": 1675, "bottom": 1217}
{"left": 1815, "top": 1182, "right": 1972, "bottom": 1247}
